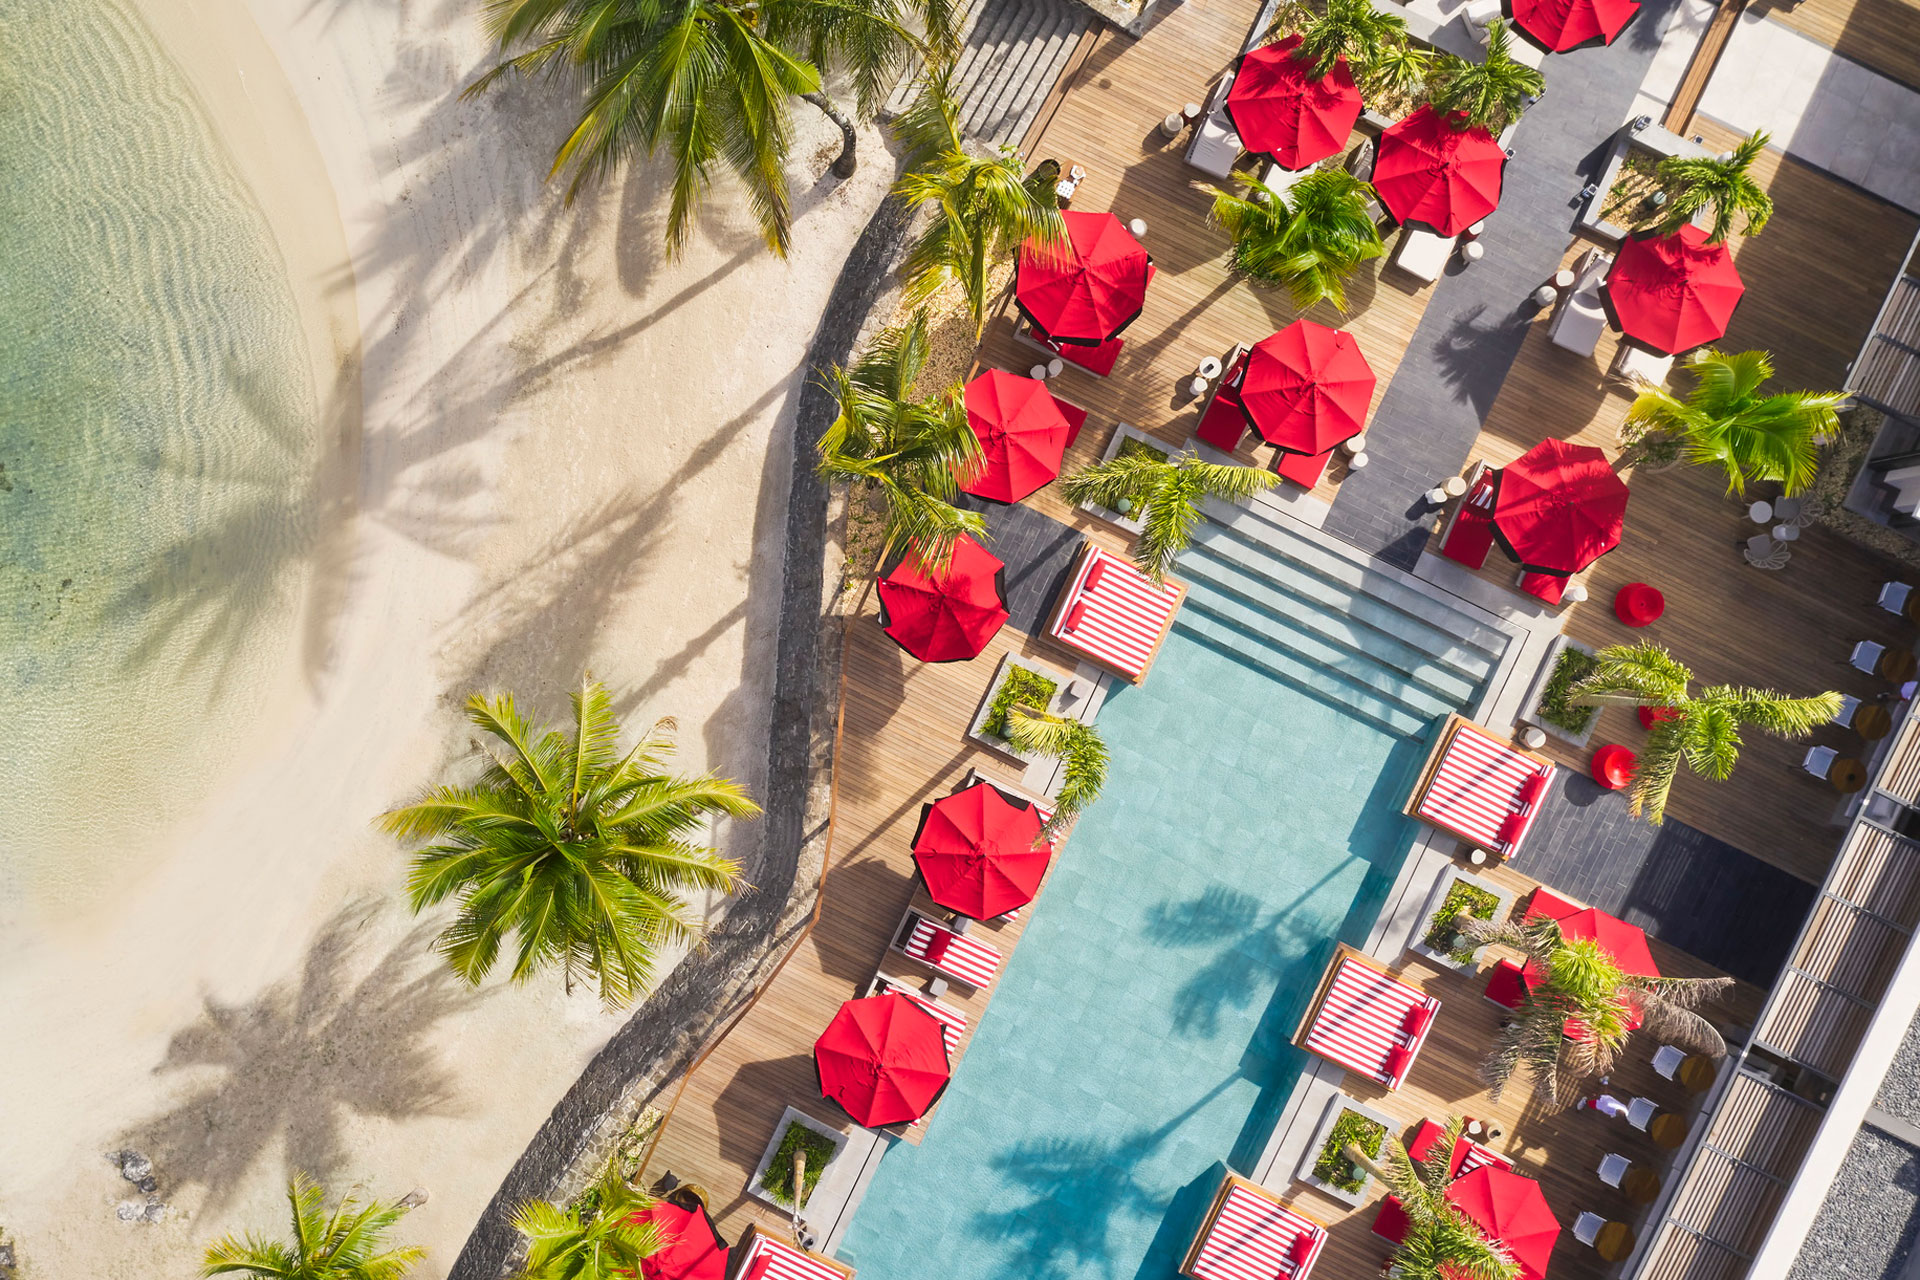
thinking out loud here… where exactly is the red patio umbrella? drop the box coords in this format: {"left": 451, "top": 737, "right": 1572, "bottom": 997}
{"left": 1448, "top": 1166, "right": 1561, "bottom": 1280}
{"left": 961, "top": 369, "right": 1073, "bottom": 503}
{"left": 1015, "top": 210, "right": 1153, "bottom": 345}
{"left": 1224, "top": 35, "right": 1364, "bottom": 171}
{"left": 632, "top": 1200, "right": 728, "bottom": 1280}
{"left": 1372, "top": 106, "right": 1506, "bottom": 236}
{"left": 912, "top": 780, "right": 1053, "bottom": 919}
{"left": 876, "top": 534, "right": 1008, "bottom": 663}
{"left": 1238, "top": 320, "right": 1376, "bottom": 455}
{"left": 1510, "top": 0, "right": 1641, "bottom": 52}
{"left": 1603, "top": 225, "right": 1745, "bottom": 354}
{"left": 1528, "top": 897, "right": 1660, "bottom": 978}
{"left": 813, "top": 992, "right": 952, "bottom": 1128}
{"left": 1492, "top": 440, "right": 1630, "bottom": 576}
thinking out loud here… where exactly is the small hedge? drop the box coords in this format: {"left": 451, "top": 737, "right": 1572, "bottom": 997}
{"left": 1313, "top": 1109, "right": 1387, "bottom": 1194}
{"left": 984, "top": 666, "right": 1058, "bottom": 739}
{"left": 762, "top": 1122, "right": 837, "bottom": 1209}
{"left": 1423, "top": 879, "right": 1502, "bottom": 965}
{"left": 1116, "top": 436, "right": 1164, "bottom": 464}
{"left": 1535, "top": 647, "right": 1599, "bottom": 734}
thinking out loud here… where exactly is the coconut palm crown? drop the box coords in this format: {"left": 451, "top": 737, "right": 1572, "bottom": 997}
{"left": 1623, "top": 349, "right": 1844, "bottom": 497}
{"left": 511, "top": 1168, "right": 664, "bottom": 1280}
{"left": 1200, "top": 170, "right": 1384, "bottom": 311}
{"left": 1657, "top": 129, "right": 1773, "bottom": 244}
{"left": 1002, "top": 708, "right": 1109, "bottom": 837}
{"left": 817, "top": 310, "right": 985, "bottom": 569}
{"left": 1567, "top": 642, "right": 1843, "bottom": 825}
{"left": 380, "top": 677, "right": 757, "bottom": 1009}
{"left": 891, "top": 68, "right": 1065, "bottom": 336}
{"left": 1272, "top": 0, "right": 1411, "bottom": 85}
{"left": 468, "top": 0, "right": 955, "bottom": 257}
{"left": 1059, "top": 450, "right": 1277, "bottom": 582}
{"left": 1426, "top": 21, "right": 1542, "bottom": 134}
{"left": 1455, "top": 914, "right": 1732, "bottom": 1107}
{"left": 202, "top": 1174, "right": 423, "bottom": 1280}
{"left": 1346, "top": 1117, "right": 1518, "bottom": 1280}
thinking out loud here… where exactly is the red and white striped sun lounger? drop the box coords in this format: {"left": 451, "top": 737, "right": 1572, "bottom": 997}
{"left": 874, "top": 976, "right": 968, "bottom": 1055}
{"left": 900, "top": 913, "right": 1002, "bottom": 989}
{"left": 730, "top": 1226, "right": 853, "bottom": 1280}
{"left": 1407, "top": 715, "right": 1554, "bottom": 860}
{"left": 1182, "top": 1174, "right": 1328, "bottom": 1280}
{"left": 1045, "top": 542, "right": 1186, "bottom": 684}
{"left": 1452, "top": 1138, "right": 1513, "bottom": 1178}
{"left": 1297, "top": 947, "right": 1440, "bottom": 1089}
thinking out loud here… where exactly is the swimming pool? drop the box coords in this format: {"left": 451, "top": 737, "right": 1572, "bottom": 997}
{"left": 838, "top": 512, "right": 1505, "bottom": 1280}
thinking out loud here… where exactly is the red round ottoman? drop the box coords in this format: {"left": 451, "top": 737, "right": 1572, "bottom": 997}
{"left": 1637, "top": 705, "right": 1682, "bottom": 730}
{"left": 1615, "top": 583, "right": 1665, "bottom": 627}
{"left": 1591, "top": 744, "right": 1637, "bottom": 789}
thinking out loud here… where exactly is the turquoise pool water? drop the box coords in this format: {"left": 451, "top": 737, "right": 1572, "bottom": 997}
{"left": 837, "top": 625, "right": 1432, "bottom": 1280}
{"left": 0, "top": 0, "right": 321, "bottom": 901}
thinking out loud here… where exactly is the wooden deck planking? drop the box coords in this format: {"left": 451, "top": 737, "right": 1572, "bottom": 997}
{"left": 1274, "top": 884, "right": 1765, "bottom": 1280}
{"left": 1431, "top": 150, "right": 1918, "bottom": 882}
{"left": 1754, "top": 0, "right": 1920, "bottom": 94}
{"left": 980, "top": 0, "right": 1438, "bottom": 527}
{"left": 1664, "top": 0, "right": 1747, "bottom": 134}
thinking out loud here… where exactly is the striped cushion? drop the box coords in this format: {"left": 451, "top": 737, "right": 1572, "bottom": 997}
{"left": 1416, "top": 724, "right": 1552, "bottom": 856}
{"left": 735, "top": 1234, "right": 847, "bottom": 1280}
{"left": 1048, "top": 546, "right": 1181, "bottom": 679}
{"left": 1302, "top": 957, "right": 1439, "bottom": 1089}
{"left": 1453, "top": 1138, "right": 1512, "bottom": 1178}
{"left": 876, "top": 978, "right": 968, "bottom": 1054}
{"left": 1189, "top": 1186, "right": 1326, "bottom": 1280}
{"left": 903, "top": 918, "right": 1002, "bottom": 988}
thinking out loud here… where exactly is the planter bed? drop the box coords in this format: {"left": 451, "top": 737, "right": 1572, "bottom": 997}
{"left": 967, "top": 652, "right": 1078, "bottom": 761}
{"left": 1521, "top": 636, "right": 1600, "bottom": 747}
{"left": 1410, "top": 864, "right": 1514, "bottom": 971}
{"left": 1295, "top": 1093, "right": 1397, "bottom": 1206}
{"left": 748, "top": 1108, "right": 849, "bottom": 1212}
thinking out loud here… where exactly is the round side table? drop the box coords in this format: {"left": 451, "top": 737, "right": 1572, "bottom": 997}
{"left": 1030, "top": 364, "right": 1050, "bottom": 380}
{"left": 1348, "top": 452, "right": 1370, "bottom": 469}
{"left": 1748, "top": 500, "right": 1773, "bottom": 524}
{"left": 1047, "top": 357, "right": 1065, "bottom": 378}
{"left": 1443, "top": 475, "right": 1469, "bottom": 498}
{"left": 1621, "top": 1166, "right": 1661, "bottom": 1206}
{"left": 1533, "top": 285, "right": 1557, "bottom": 306}
{"left": 1596, "top": 1222, "right": 1637, "bottom": 1263}
{"left": 1856, "top": 702, "right": 1894, "bottom": 742}
{"left": 1881, "top": 649, "right": 1919, "bottom": 683}
{"left": 1591, "top": 744, "right": 1637, "bottom": 789}
{"left": 1197, "top": 355, "right": 1224, "bottom": 380}
{"left": 1649, "top": 1112, "right": 1688, "bottom": 1150}
{"left": 1553, "top": 268, "right": 1575, "bottom": 289}
{"left": 1831, "top": 757, "right": 1868, "bottom": 793}
{"left": 1677, "top": 1053, "right": 1718, "bottom": 1093}
{"left": 1344, "top": 433, "right": 1369, "bottom": 456}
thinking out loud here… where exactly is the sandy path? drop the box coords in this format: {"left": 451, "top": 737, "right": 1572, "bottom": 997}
{"left": 0, "top": 0, "right": 892, "bottom": 1274}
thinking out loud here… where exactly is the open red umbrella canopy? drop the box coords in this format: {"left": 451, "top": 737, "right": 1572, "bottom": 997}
{"left": 814, "top": 992, "right": 952, "bottom": 1128}
{"left": 1224, "top": 35, "right": 1363, "bottom": 171}
{"left": 961, "top": 370, "right": 1072, "bottom": 503}
{"left": 1372, "top": 106, "right": 1506, "bottom": 236}
{"left": 1530, "top": 897, "right": 1660, "bottom": 978}
{"left": 1511, "top": 0, "right": 1640, "bottom": 52}
{"left": 876, "top": 534, "right": 1008, "bottom": 663}
{"left": 1603, "top": 225, "right": 1745, "bottom": 354}
{"left": 912, "top": 780, "right": 1053, "bottom": 918}
{"left": 1448, "top": 1166, "right": 1561, "bottom": 1280}
{"left": 632, "top": 1200, "right": 729, "bottom": 1280}
{"left": 1015, "top": 210, "right": 1153, "bottom": 345}
{"left": 1493, "top": 440, "right": 1630, "bottom": 576}
{"left": 1238, "top": 320, "right": 1376, "bottom": 455}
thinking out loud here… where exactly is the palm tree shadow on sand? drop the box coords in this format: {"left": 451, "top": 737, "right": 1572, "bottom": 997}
{"left": 118, "top": 900, "right": 482, "bottom": 1215}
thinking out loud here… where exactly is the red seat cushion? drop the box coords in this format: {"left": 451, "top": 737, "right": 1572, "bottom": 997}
{"left": 1384, "top": 1043, "right": 1414, "bottom": 1084}
{"left": 1518, "top": 771, "right": 1550, "bottom": 806}
{"left": 1402, "top": 1003, "right": 1435, "bottom": 1041}
{"left": 1407, "top": 1119, "right": 1448, "bottom": 1163}
{"left": 1063, "top": 601, "right": 1088, "bottom": 632}
{"left": 1291, "top": 1233, "right": 1316, "bottom": 1267}
{"left": 1520, "top": 572, "right": 1568, "bottom": 605}
{"left": 1441, "top": 512, "right": 1494, "bottom": 570}
{"left": 1496, "top": 810, "right": 1528, "bottom": 844}
{"left": 1194, "top": 395, "right": 1247, "bottom": 452}
{"left": 1276, "top": 448, "right": 1332, "bottom": 489}
{"left": 1485, "top": 959, "right": 1526, "bottom": 1009}
{"left": 1373, "top": 1197, "right": 1412, "bottom": 1244}
{"left": 1050, "top": 396, "right": 1090, "bottom": 448}
{"left": 1053, "top": 335, "right": 1123, "bottom": 376}
{"left": 922, "top": 928, "right": 952, "bottom": 961}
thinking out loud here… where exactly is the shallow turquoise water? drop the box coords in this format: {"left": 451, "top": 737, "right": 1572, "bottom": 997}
{"left": 0, "top": 0, "right": 320, "bottom": 897}
{"left": 837, "top": 629, "right": 1428, "bottom": 1280}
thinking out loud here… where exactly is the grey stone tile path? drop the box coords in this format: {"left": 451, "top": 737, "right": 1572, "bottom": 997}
{"left": 960, "top": 491, "right": 1088, "bottom": 636}
{"left": 1518, "top": 766, "right": 1815, "bottom": 988}
{"left": 1323, "top": 3, "right": 1678, "bottom": 568}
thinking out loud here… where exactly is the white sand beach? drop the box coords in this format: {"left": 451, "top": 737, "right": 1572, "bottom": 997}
{"left": 0, "top": 0, "right": 891, "bottom": 1273}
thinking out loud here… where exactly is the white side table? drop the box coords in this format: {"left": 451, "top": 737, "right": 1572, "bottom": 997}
{"left": 1564, "top": 582, "right": 1589, "bottom": 603}
{"left": 1047, "top": 357, "right": 1065, "bottom": 377}
{"left": 1343, "top": 433, "right": 1368, "bottom": 456}
{"left": 1748, "top": 500, "right": 1773, "bottom": 524}
{"left": 1442, "top": 475, "right": 1469, "bottom": 498}
{"left": 1197, "top": 356, "right": 1223, "bottom": 380}
{"left": 1533, "top": 285, "right": 1557, "bottom": 306}
{"left": 1461, "top": 241, "right": 1486, "bottom": 262}
{"left": 1520, "top": 726, "right": 1547, "bottom": 749}
{"left": 1129, "top": 218, "right": 1148, "bottom": 238}
{"left": 1030, "top": 364, "right": 1050, "bottom": 380}
{"left": 1348, "top": 452, "right": 1370, "bottom": 469}
{"left": 1189, "top": 377, "right": 1208, "bottom": 397}
{"left": 1553, "top": 268, "right": 1575, "bottom": 289}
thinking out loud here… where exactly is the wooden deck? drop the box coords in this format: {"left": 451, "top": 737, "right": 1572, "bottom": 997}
{"left": 1754, "top": 0, "right": 1920, "bottom": 94}
{"left": 1431, "top": 130, "right": 1919, "bottom": 882}
{"left": 1272, "top": 875, "right": 1766, "bottom": 1280}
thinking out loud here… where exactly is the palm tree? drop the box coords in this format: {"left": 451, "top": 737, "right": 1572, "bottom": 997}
{"left": 380, "top": 677, "right": 757, "bottom": 1009}
{"left": 1273, "top": 0, "right": 1411, "bottom": 88}
{"left": 1455, "top": 914, "right": 1732, "bottom": 1106}
{"left": 1566, "top": 642, "right": 1843, "bottom": 824}
{"left": 891, "top": 68, "right": 1065, "bottom": 336}
{"left": 1657, "top": 130, "right": 1773, "bottom": 243}
{"left": 1425, "top": 22, "right": 1543, "bottom": 133}
{"left": 1622, "top": 349, "right": 1846, "bottom": 496}
{"left": 1059, "top": 451, "right": 1277, "bottom": 582}
{"left": 1200, "top": 170, "right": 1384, "bottom": 311}
{"left": 512, "top": 1169, "right": 664, "bottom": 1280}
{"left": 202, "top": 1175, "right": 423, "bottom": 1280}
{"left": 1345, "top": 1119, "right": 1518, "bottom": 1280}
{"left": 468, "top": 0, "right": 956, "bottom": 257}
{"left": 1002, "top": 709, "right": 1108, "bottom": 837}
{"left": 817, "top": 310, "right": 984, "bottom": 569}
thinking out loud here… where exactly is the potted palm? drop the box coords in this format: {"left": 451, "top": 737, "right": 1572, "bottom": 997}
{"left": 1565, "top": 642, "right": 1842, "bottom": 824}
{"left": 1271, "top": 0, "right": 1432, "bottom": 121}
{"left": 1456, "top": 913, "right": 1731, "bottom": 1107}
{"left": 1424, "top": 21, "right": 1543, "bottom": 135}
{"left": 1619, "top": 349, "right": 1846, "bottom": 495}
{"left": 1003, "top": 707, "right": 1109, "bottom": 837}
{"left": 1060, "top": 451, "right": 1277, "bottom": 581}
{"left": 1655, "top": 129, "right": 1773, "bottom": 244}
{"left": 1345, "top": 1118, "right": 1520, "bottom": 1280}
{"left": 1200, "top": 170, "right": 1385, "bottom": 311}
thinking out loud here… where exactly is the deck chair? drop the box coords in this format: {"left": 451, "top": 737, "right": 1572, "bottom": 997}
{"left": 1879, "top": 582, "right": 1912, "bottom": 613}
{"left": 1550, "top": 248, "right": 1612, "bottom": 356}
{"left": 1742, "top": 534, "right": 1790, "bottom": 570}
{"left": 1852, "top": 640, "right": 1887, "bottom": 674}
{"left": 1803, "top": 745, "right": 1838, "bottom": 779}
